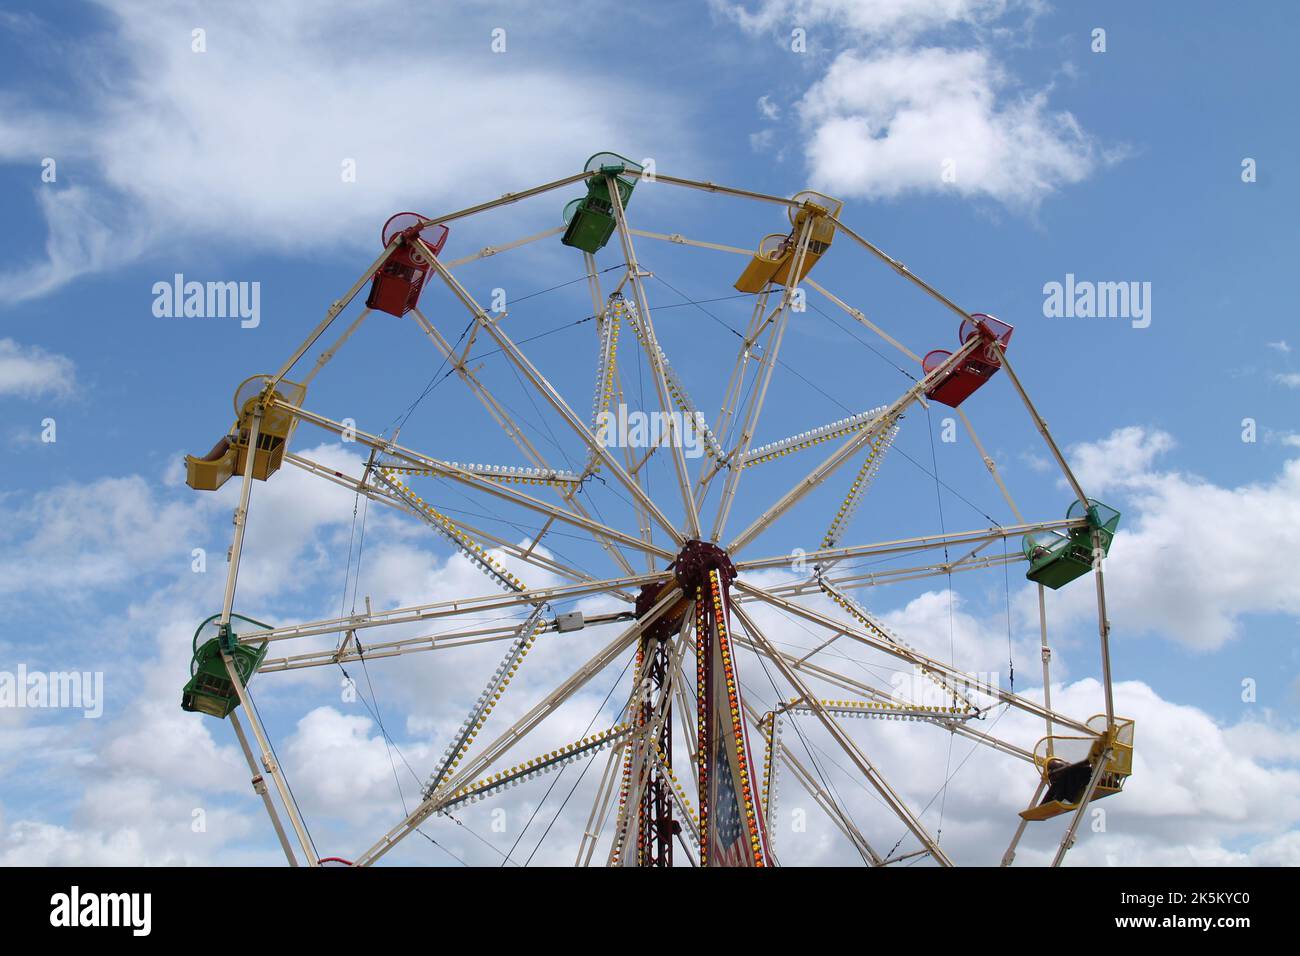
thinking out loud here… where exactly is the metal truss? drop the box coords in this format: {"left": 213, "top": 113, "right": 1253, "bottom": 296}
{"left": 201, "top": 161, "right": 1122, "bottom": 868}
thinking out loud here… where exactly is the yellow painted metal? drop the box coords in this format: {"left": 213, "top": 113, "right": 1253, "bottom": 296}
{"left": 768, "top": 249, "right": 823, "bottom": 287}
{"left": 734, "top": 191, "right": 843, "bottom": 293}
{"left": 1018, "top": 715, "right": 1135, "bottom": 821}
{"left": 185, "top": 437, "right": 237, "bottom": 491}
{"left": 734, "top": 234, "right": 788, "bottom": 293}
{"left": 185, "top": 376, "right": 307, "bottom": 491}
{"left": 1018, "top": 799, "right": 1074, "bottom": 822}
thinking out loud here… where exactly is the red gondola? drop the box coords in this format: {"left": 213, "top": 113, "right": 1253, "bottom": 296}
{"left": 365, "top": 212, "right": 449, "bottom": 317}
{"left": 921, "top": 313, "right": 1014, "bottom": 408}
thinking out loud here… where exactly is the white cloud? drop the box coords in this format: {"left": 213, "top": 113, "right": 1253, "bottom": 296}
{"left": 0, "top": 593, "right": 281, "bottom": 865}
{"left": 738, "top": 671, "right": 1300, "bottom": 868}
{"left": 0, "top": 819, "right": 152, "bottom": 866}
{"left": 716, "top": 0, "right": 1017, "bottom": 40}
{"left": 0, "top": 338, "right": 75, "bottom": 398}
{"left": 1055, "top": 427, "right": 1300, "bottom": 650}
{"left": 750, "top": 129, "right": 777, "bottom": 153}
{"left": 0, "top": 772, "right": 271, "bottom": 866}
{"left": 1019, "top": 449, "right": 1051, "bottom": 473}
{"left": 0, "top": 185, "right": 150, "bottom": 304}
{"left": 878, "top": 587, "right": 1042, "bottom": 687}
{"left": 0, "top": 440, "right": 633, "bottom": 864}
{"left": 0, "top": 475, "right": 208, "bottom": 598}
{"left": 1275, "top": 373, "right": 1300, "bottom": 388}
{"left": 0, "top": 0, "right": 681, "bottom": 301}
{"left": 1267, "top": 340, "right": 1291, "bottom": 354}
{"left": 3, "top": 451, "right": 1298, "bottom": 865}
{"left": 798, "top": 47, "right": 1098, "bottom": 206}
{"left": 1025, "top": 681, "right": 1300, "bottom": 866}
{"left": 281, "top": 707, "right": 436, "bottom": 820}
{"left": 1068, "top": 424, "right": 1176, "bottom": 495}
{"left": 738, "top": 671, "right": 1300, "bottom": 866}
{"left": 757, "top": 94, "right": 781, "bottom": 120}
{"left": 716, "top": 1, "right": 1106, "bottom": 208}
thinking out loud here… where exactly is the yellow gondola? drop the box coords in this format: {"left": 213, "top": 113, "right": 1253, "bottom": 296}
{"left": 185, "top": 375, "right": 307, "bottom": 492}
{"left": 1019, "top": 715, "right": 1135, "bottom": 821}
{"left": 734, "top": 233, "right": 789, "bottom": 293}
{"left": 734, "top": 190, "right": 844, "bottom": 293}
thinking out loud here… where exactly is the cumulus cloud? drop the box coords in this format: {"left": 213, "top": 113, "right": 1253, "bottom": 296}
{"left": 0, "top": 338, "right": 75, "bottom": 398}
{"left": 1024, "top": 681, "right": 1300, "bottom": 866}
{"left": 0, "top": 819, "right": 153, "bottom": 866}
{"left": 0, "top": 475, "right": 209, "bottom": 599}
{"left": 798, "top": 47, "right": 1097, "bottom": 206}
{"left": 281, "top": 707, "right": 436, "bottom": 821}
{"left": 718, "top": 1, "right": 1106, "bottom": 208}
{"left": 1068, "top": 424, "right": 1176, "bottom": 495}
{"left": 0, "top": 590, "right": 280, "bottom": 865}
{"left": 0, "top": 0, "right": 680, "bottom": 301}
{"left": 0, "top": 437, "right": 631, "bottom": 865}
{"left": 715, "top": 0, "right": 1017, "bottom": 40}
{"left": 877, "top": 587, "right": 1041, "bottom": 687}
{"left": 742, "top": 670, "right": 1300, "bottom": 866}
{"left": 1055, "top": 427, "right": 1300, "bottom": 650}
{"left": 1, "top": 401, "right": 1295, "bottom": 862}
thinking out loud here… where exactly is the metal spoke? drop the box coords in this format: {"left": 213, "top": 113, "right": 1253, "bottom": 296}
{"left": 419, "top": 239, "right": 686, "bottom": 547}
{"left": 191, "top": 163, "right": 1127, "bottom": 868}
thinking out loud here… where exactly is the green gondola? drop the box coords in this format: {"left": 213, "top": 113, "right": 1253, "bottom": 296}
{"left": 561, "top": 152, "right": 644, "bottom": 254}
{"left": 1023, "top": 499, "right": 1120, "bottom": 590}
{"left": 181, "top": 613, "right": 271, "bottom": 718}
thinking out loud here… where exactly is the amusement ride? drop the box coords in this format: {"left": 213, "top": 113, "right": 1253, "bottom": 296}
{"left": 179, "top": 153, "right": 1133, "bottom": 867}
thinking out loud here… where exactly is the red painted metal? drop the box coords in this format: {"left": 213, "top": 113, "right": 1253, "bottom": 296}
{"left": 365, "top": 212, "right": 449, "bottom": 318}
{"left": 922, "top": 313, "right": 1014, "bottom": 408}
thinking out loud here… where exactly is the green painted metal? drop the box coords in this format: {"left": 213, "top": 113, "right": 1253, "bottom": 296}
{"left": 181, "top": 613, "right": 271, "bottom": 718}
{"left": 560, "top": 152, "right": 643, "bottom": 254}
{"left": 1023, "top": 499, "right": 1121, "bottom": 590}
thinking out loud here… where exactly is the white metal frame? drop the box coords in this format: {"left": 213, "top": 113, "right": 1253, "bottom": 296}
{"left": 197, "top": 163, "right": 1122, "bottom": 868}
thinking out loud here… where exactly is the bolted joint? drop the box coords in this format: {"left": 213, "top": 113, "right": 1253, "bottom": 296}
{"left": 671, "top": 539, "right": 736, "bottom": 592}
{"left": 634, "top": 582, "right": 686, "bottom": 644}
{"left": 217, "top": 622, "right": 237, "bottom": 653}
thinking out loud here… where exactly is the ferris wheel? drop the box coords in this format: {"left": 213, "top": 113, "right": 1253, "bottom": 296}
{"left": 178, "top": 152, "right": 1134, "bottom": 867}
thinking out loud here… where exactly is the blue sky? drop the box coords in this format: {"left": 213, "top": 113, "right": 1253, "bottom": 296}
{"left": 1, "top": 0, "right": 1297, "bottom": 866}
